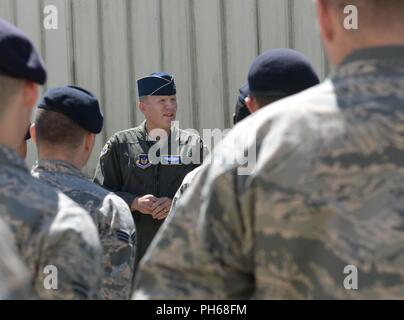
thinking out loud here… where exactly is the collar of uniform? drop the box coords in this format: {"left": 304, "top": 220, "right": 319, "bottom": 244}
{"left": 143, "top": 120, "right": 158, "bottom": 142}
{"left": 139, "top": 120, "right": 179, "bottom": 142}
{"left": 339, "top": 45, "right": 404, "bottom": 68}
{"left": 0, "top": 144, "right": 28, "bottom": 172}
{"left": 33, "top": 159, "right": 84, "bottom": 178}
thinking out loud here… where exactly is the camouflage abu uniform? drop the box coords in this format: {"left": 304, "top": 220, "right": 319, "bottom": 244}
{"left": 133, "top": 46, "right": 404, "bottom": 299}
{"left": 0, "top": 217, "right": 30, "bottom": 299}
{"left": 170, "top": 166, "right": 203, "bottom": 213}
{"left": 0, "top": 145, "right": 102, "bottom": 299}
{"left": 32, "top": 159, "right": 137, "bottom": 300}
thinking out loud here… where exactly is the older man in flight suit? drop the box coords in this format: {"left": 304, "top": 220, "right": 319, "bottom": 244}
{"left": 31, "top": 85, "right": 137, "bottom": 299}
{"left": 95, "top": 72, "right": 205, "bottom": 268}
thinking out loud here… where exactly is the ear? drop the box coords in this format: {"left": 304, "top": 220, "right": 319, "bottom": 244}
{"left": 316, "top": 0, "right": 335, "bottom": 43}
{"left": 139, "top": 97, "right": 148, "bottom": 113}
{"left": 84, "top": 133, "right": 96, "bottom": 152}
{"left": 22, "top": 82, "right": 39, "bottom": 111}
{"left": 245, "top": 96, "right": 259, "bottom": 114}
{"left": 30, "top": 123, "right": 37, "bottom": 145}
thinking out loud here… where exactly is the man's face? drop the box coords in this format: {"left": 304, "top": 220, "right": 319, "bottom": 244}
{"left": 140, "top": 95, "right": 177, "bottom": 130}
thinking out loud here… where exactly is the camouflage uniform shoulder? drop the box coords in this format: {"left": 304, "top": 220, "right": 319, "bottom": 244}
{"left": 171, "top": 165, "right": 204, "bottom": 212}
{"left": 1, "top": 165, "right": 70, "bottom": 232}
{"left": 182, "top": 165, "right": 204, "bottom": 186}
{"left": 78, "top": 178, "right": 134, "bottom": 233}
{"left": 53, "top": 187, "right": 104, "bottom": 242}
{"left": 212, "top": 80, "right": 343, "bottom": 174}
{"left": 32, "top": 160, "right": 134, "bottom": 235}
{"left": 99, "top": 191, "right": 136, "bottom": 242}
{"left": 102, "top": 191, "right": 134, "bottom": 222}
{"left": 77, "top": 169, "right": 133, "bottom": 223}
{"left": 0, "top": 218, "right": 30, "bottom": 299}
{"left": 1, "top": 166, "right": 102, "bottom": 299}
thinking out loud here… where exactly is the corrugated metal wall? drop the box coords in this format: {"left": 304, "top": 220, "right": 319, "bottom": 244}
{"left": 0, "top": 0, "right": 329, "bottom": 176}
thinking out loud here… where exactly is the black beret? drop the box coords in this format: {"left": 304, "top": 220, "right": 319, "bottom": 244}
{"left": 38, "top": 85, "right": 103, "bottom": 134}
{"left": 248, "top": 48, "right": 320, "bottom": 97}
{"left": 233, "top": 83, "right": 251, "bottom": 125}
{"left": 0, "top": 19, "right": 46, "bottom": 84}
{"left": 137, "top": 72, "right": 176, "bottom": 97}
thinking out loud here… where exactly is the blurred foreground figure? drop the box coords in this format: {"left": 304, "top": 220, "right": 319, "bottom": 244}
{"left": 133, "top": 0, "right": 404, "bottom": 299}
{"left": 0, "top": 218, "right": 30, "bottom": 300}
{"left": 0, "top": 19, "right": 102, "bottom": 300}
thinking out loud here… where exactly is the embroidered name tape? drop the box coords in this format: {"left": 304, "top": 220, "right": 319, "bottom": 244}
{"left": 161, "top": 155, "right": 182, "bottom": 165}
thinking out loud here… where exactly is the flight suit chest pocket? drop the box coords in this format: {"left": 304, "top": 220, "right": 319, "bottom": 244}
{"left": 122, "top": 143, "right": 154, "bottom": 186}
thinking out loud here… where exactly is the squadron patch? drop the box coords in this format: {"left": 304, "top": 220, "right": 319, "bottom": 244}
{"left": 136, "top": 154, "right": 152, "bottom": 169}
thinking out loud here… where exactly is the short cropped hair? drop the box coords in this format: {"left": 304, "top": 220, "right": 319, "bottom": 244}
{"left": 330, "top": 0, "right": 404, "bottom": 29}
{"left": 252, "top": 95, "right": 283, "bottom": 109}
{"left": 139, "top": 96, "right": 148, "bottom": 103}
{"left": 0, "top": 74, "right": 23, "bottom": 116}
{"left": 34, "top": 109, "right": 87, "bottom": 150}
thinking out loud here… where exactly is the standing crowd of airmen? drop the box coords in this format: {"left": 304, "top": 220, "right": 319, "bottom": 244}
{"left": 2, "top": 0, "right": 404, "bottom": 300}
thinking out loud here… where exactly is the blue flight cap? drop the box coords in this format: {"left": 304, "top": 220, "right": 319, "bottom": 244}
{"left": 137, "top": 72, "right": 176, "bottom": 97}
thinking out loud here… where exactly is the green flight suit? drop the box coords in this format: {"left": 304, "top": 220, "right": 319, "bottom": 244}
{"left": 94, "top": 121, "right": 205, "bottom": 267}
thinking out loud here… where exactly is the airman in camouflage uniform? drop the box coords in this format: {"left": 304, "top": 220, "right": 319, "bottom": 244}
{"left": 0, "top": 217, "right": 30, "bottom": 300}
{"left": 0, "top": 146, "right": 103, "bottom": 299}
{"left": 133, "top": 0, "right": 404, "bottom": 299}
{"left": 31, "top": 85, "right": 137, "bottom": 300}
{"left": 170, "top": 166, "right": 203, "bottom": 213}
{"left": 0, "top": 19, "right": 102, "bottom": 300}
